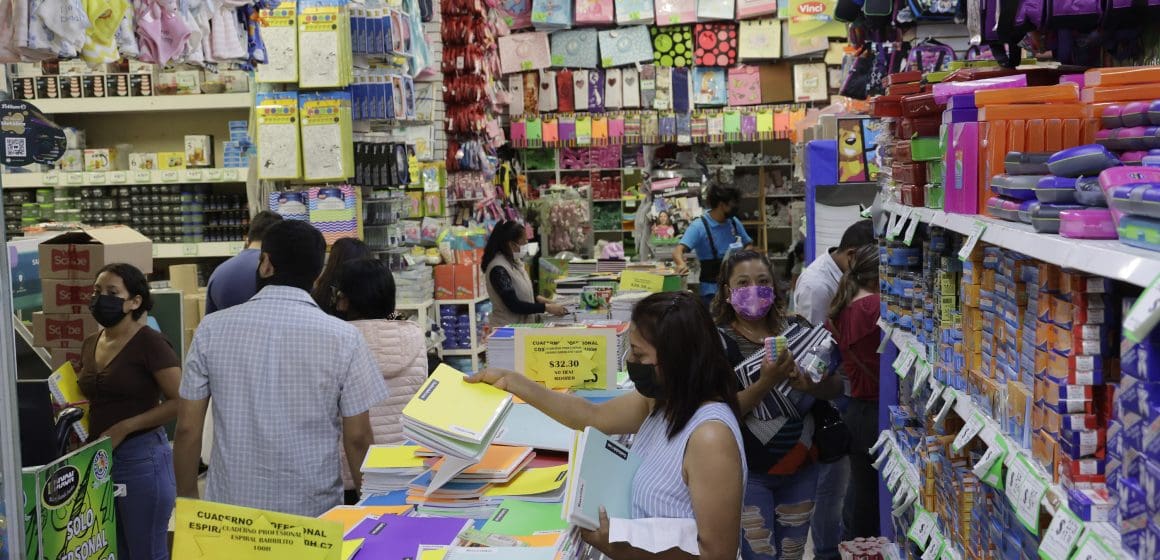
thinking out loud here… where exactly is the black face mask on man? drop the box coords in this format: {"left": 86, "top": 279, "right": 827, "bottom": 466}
{"left": 89, "top": 294, "right": 128, "bottom": 328}
{"left": 626, "top": 361, "right": 661, "bottom": 399}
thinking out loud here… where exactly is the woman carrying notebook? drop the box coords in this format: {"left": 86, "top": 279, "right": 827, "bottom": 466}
{"left": 469, "top": 291, "right": 745, "bottom": 559}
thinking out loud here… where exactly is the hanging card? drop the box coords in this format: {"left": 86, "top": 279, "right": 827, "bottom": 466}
{"left": 697, "top": 0, "right": 734, "bottom": 20}
{"left": 659, "top": 113, "right": 677, "bottom": 141}
{"left": 588, "top": 69, "right": 606, "bottom": 112}
{"left": 641, "top": 111, "right": 660, "bottom": 143}
{"left": 708, "top": 112, "right": 725, "bottom": 141}
{"left": 532, "top": 0, "right": 574, "bottom": 29}
{"left": 575, "top": 115, "right": 593, "bottom": 145}
{"left": 694, "top": 23, "right": 739, "bottom": 67}
{"left": 609, "top": 115, "right": 625, "bottom": 141}
{"left": 539, "top": 71, "right": 558, "bottom": 112}
{"left": 622, "top": 67, "right": 641, "bottom": 108}
{"left": 592, "top": 116, "right": 610, "bottom": 144}
{"left": 640, "top": 65, "right": 656, "bottom": 108}
{"left": 625, "top": 112, "right": 642, "bottom": 143}
{"left": 756, "top": 109, "right": 774, "bottom": 138}
{"left": 551, "top": 29, "right": 599, "bottom": 69}
{"left": 499, "top": 32, "right": 552, "bottom": 74}
{"left": 557, "top": 70, "right": 575, "bottom": 111}
{"left": 739, "top": 18, "right": 781, "bottom": 60}
{"left": 526, "top": 117, "right": 544, "bottom": 146}
{"left": 308, "top": 185, "right": 360, "bottom": 245}
{"left": 256, "top": 92, "right": 301, "bottom": 180}
{"left": 728, "top": 65, "right": 761, "bottom": 105}
{"left": 693, "top": 68, "right": 727, "bottom": 106}
{"left": 737, "top": 0, "right": 777, "bottom": 18}
{"left": 508, "top": 75, "right": 526, "bottom": 115}
{"left": 299, "top": 6, "right": 349, "bottom": 88}
{"left": 615, "top": 0, "right": 655, "bottom": 24}
{"left": 300, "top": 92, "right": 354, "bottom": 182}
{"left": 605, "top": 69, "right": 623, "bottom": 109}
{"left": 598, "top": 26, "right": 653, "bottom": 68}
{"left": 499, "top": 0, "right": 534, "bottom": 29}
{"left": 650, "top": 26, "right": 694, "bottom": 67}
{"left": 575, "top": 0, "right": 615, "bottom": 25}
{"left": 543, "top": 117, "right": 560, "bottom": 144}
{"left": 793, "top": 62, "right": 829, "bottom": 102}
{"left": 672, "top": 67, "right": 690, "bottom": 113}
{"left": 559, "top": 115, "right": 577, "bottom": 144}
{"left": 655, "top": 0, "right": 696, "bottom": 25}
{"left": 257, "top": 2, "right": 298, "bottom": 83}
{"left": 573, "top": 70, "right": 590, "bottom": 110}
{"left": 511, "top": 118, "right": 528, "bottom": 145}
{"left": 523, "top": 72, "right": 540, "bottom": 115}
{"left": 723, "top": 110, "right": 741, "bottom": 141}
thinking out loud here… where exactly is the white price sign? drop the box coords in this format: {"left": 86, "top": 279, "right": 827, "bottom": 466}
{"left": 889, "top": 208, "right": 913, "bottom": 239}
{"left": 161, "top": 170, "right": 179, "bottom": 182}
{"left": 1006, "top": 455, "right": 1048, "bottom": 535}
{"left": 85, "top": 172, "right": 106, "bottom": 184}
{"left": 109, "top": 171, "right": 127, "bottom": 184}
{"left": 925, "top": 383, "right": 944, "bottom": 414}
{"left": 207, "top": 169, "right": 223, "bottom": 180}
{"left": 972, "top": 443, "right": 1005, "bottom": 484}
{"left": 1124, "top": 277, "right": 1160, "bottom": 343}
{"left": 907, "top": 508, "right": 937, "bottom": 549}
{"left": 1070, "top": 531, "right": 1115, "bottom": 560}
{"left": 958, "top": 221, "right": 987, "bottom": 261}
{"left": 895, "top": 349, "right": 918, "bottom": 378}
{"left": 66, "top": 172, "right": 83, "bottom": 185}
{"left": 42, "top": 171, "right": 59, "bottom": 185}
{"left": 934, "top": 389, "right": 957, "bottom": 425}
{"left": 920, "top": 534, "right": 944, "bottom": 560}
{"left": 1038, "top": 507, "right": 1083, "bottom": 560}
{"left": 904, "top": 214, "right": 921, "bottom": 246}
{"left": 912, "top": 360, "right": 933, "bottom": 397}
{"left": 870, "top": 431, "right": 891, "bottom": 456}
{"left": 133, "top": 170, "right": 151, "bottom": 183}
{"left": 952, "top": 412, "right": 985, "bottom": 453}
{"left": 878, "top": 325, "right": 895, "bottom": 353}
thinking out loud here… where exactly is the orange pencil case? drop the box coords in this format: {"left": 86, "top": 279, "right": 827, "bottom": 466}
{"left": 1082, "top": 83, "right": 1160, "bottom": 103}
{"left": 979, "top": 104, "right": 1085, "bottom": 121}
{"left": 975, "top": 83, "right": 1080, "bottom": 106}
{"left": 1083, "top": 66, "right": 1160, "bottom": 88}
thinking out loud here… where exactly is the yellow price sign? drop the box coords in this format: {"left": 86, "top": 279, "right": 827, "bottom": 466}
{"left": 172, "top": 498, "right": 342, "bottom": 560}
{"left": 515, "top": 328, "right": 616, "bottom": 390}
{"left": 618, "top": 270, "right": 667, "bottom": 293}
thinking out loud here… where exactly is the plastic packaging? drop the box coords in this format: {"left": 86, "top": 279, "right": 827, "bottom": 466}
{"left": 1031, "top": 202, "right": 1087, "bottom": 233}
{"left": 931, "top": 74, "right": 1027, "bottom": 105}
{"left": 1102, "top": 104, "right": 1125, "bottom": 129}
{"left": 1109, "top": 183, "right": 1160, "bottom": 219}
{"left": 1122, "top": 101, "right": 1152, "bottom": 127}
{"left": 1059, "top": 209, "right": 1117, "bottom": 239}
{"left": 987, "top": 196, "right": 1024, "bottom": 222}
{"left": 1047, "top": 145, "right": 1120, "bottom": 178}
{"left": 1074, "top": 177, "right": 1108, "bottom": 207}
{"left": 975, "top": 83, "right": 1079, "bottom": 106}
{"left": 979, "top": 104, "right": 1086, "bottom": 122}
{"left": 1004, "top": 152, "right": 1052, "bottom": 175}
{"left": 990, "top": 174, "right": 1043, "bottom": 200}
{"left": 1035, "top": 176, "right": 1080, "bottom": 203}
{"left": 1117, "top": 214, "right": 1160, "bottom": 252}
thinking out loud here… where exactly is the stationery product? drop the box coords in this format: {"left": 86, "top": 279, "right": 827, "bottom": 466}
{"left": 650, "top": 26, "right": 694, "bottom": 67}
{"left": 361, "top": 445, "right": 428, "bottom": 494}
{"left": 793, "top": 63, "right": 828, "bottom": 102}
{"left": 1030, "top": 202, "right": 1086, "bottom": 233}
{"left": 672, "top": 68, "right": 690, "bottom": 113}
{"left": 697, "top": 0, "right": 734, "bottom": 19}
{"left": 1110, "top": 184, "right": 1160, "bottom": 218}
{"left": 573, "top": 70, "right": 590, "bottom": 111}
{"left": 538, "top": 71, "right": 558, "bottom": 112}
{"left": 654, "top": 0, "right": 696, "bottom": 24}
{"left": 1004, "top": 151, "right": 1052, "bottom": 175}
{"left": 508, "top": 75, "right": 525, "bottom": 115}
{"left": 1117, "top": 214, "right": 1160, "bottom": 252}
{"left": 255, "top": 92, "right": 301, "bottom": 180}
{"left": 588, "top": 69, "right": 606, "bottom": 112}
{"left": 47, "top": 362, "right": 90, "bottom": 441}
{"left": 307, "top": 185, "right": 359, "bottom": 245}
{"left": 989, "top": 174, "right": 1042, "bottom": 200}
{"left": 1047, "top": 145, "right": 1120, "bottom": 178}
{"left": 499, "top": 0, "right": 534, "bottom": 29}
{"left": 492, "top": 404, "right": 573, "bottom": 452}
{"left": 640, "top": 65, "right": 656, "bottom": 108}
{"left": 531, "top": 0, "right": 573, "bottom": 29}
{"left": 300, "top": 92, "right": 355, "bottom": 182}
{"left": 550, "top": 29, "right": 599, "bottom": 69}
{"left": 575, "top": 0, "right": 615, "bottom": 24}
{"left": 693, "top": 23, "right": 738, "bottom": 67}
{"left": 615, "top": 0, "right": 655, "bottom": 24}
{"left": 345, "top": 515, "right": 473, "bottom": 559}
{"left": 562, "top": 427, "right": 641, "bottom": 531}
{"left": 986, "top": 196, "right": 1024, "bottom": 222}
{"left": 257, "top": 2, "right": 299, "bottom": 83}
{"left": 298, "top": 4, "right": 351, "bottom": 88}
{"left": 1074, "top": 176, "right": 1108, "bottom": 206}
{"left": 1059, "top": 209, "right": 1117, "bottom": 239}
{"left": 598, "top": 26, "right": 653, "bottom": 68}
{"left": 1035, "top": 176, "right": 1080, "bottom": 204}
{"left": 736, "top": 0, "right": 777, "bottom": 18}
{"left": 739, "top": 18, "right": 780, "bottom": 60}
{"left": 605, "top": 69, "right": 623, "bottom": 109}
{"left": 430, "top": 445, "right": 535, "bottom": 482}
{"left": 622, "top": 67, "right": 641, "bottom": 108}
{"left": 653, "top": 67, "right": 673, "bottom": 110}
{"left": 481, "top": 499, "right": 569, "bottom": 536}
{"left": 728, "top": 65, "right": 761, "bottom": 106}
{"left": 499, "top": 32, "right": 552, "bottom": 74}
{"left": 483, "top": 465, "right": 570, "bottom": 502}
{"left": 693, "top": 67, "right": 727, "bottom": 106}
{"left": 320, "top": 505, "right": 414, "bottom": 533}
{"left": 557, "top": 70, "right": 575, "bottom": 112}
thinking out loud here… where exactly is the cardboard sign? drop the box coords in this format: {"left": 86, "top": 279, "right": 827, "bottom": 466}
{"left": 23, "top": 439, "right": 117, "bottom": 560}
{"left": 173, "top": 499, "right": 343, "bottom": 560}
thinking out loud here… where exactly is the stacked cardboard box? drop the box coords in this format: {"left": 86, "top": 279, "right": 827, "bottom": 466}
{"left": 35, "top": 227, "right": 152, "bottom": 368}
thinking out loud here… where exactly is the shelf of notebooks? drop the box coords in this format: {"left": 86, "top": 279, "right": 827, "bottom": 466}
{"left": 1, "top": 168, "right": 250, "bottom": 189}
{"left": 28, "top": 93, "right": 253, "bottom": 115}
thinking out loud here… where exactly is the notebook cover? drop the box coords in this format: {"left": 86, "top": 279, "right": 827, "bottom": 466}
{"left": 402, "top": 365, "right": 513, "bottom": 445}
{"left": 346, "top": 515, "right": 472, "bottom": 559}
{"left": 480, "top": 499, "right": 569, "bottom": 536}
{"left": 565, "top": 427, "right": 641, "bottom": 530}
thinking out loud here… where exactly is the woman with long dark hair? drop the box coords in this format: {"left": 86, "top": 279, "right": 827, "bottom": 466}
{"left": 469, "top": 291, "right": 746, "bottom": 559}
{"left": 826, "top": 244, "right": 881, "bottom": 540}
{"left": 311, "top": 238, "right": 373, "bottom": 315}
{"left": 482, "top": 220, "right": 565, "bottom": 327}
{"left": 79, "top": 263, "right": 181, "bottom": 559}
{"left": 712, "top": 251, "right": 842, "bottom": 560}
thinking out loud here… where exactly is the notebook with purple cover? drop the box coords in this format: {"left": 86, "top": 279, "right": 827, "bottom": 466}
{"left": 345, "top": 515, "right": 472, "bottom": 559}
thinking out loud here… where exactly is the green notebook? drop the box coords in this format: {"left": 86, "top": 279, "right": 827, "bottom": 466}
{"left": 480, "top": 500, "right": 568, "bottom": 537}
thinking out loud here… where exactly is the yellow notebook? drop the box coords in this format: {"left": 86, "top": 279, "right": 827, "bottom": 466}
{"left": 484, "top": 465, "right": 569, "bottom": 498}
{"left": 402, "top": 365, "right": 513, "bottom": 445}
{"left": 48, "top": 362, "right": 90, "bottom": 441}
{"left": 417, "top": 546, "right": 448, "bottom": 560}
{"left": 362, "top": 445, "right": 425, "bottom": 470}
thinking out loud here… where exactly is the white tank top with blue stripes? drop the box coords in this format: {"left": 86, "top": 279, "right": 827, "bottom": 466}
{"left": 630, "top": 402, "right": 747, "bottom": 518}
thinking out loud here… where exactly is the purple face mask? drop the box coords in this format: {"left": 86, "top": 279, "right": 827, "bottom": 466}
{"left": 729, "top": 285, "right": 775, "bottom": 321}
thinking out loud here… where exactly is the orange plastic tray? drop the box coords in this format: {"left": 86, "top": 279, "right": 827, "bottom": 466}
{"left": 975, "top": 83, "right": 1080, "bottom": 106}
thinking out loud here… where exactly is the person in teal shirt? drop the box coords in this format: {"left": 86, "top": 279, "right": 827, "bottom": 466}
{"left": 674, "top": 184, "right": 754, "bottom": 307}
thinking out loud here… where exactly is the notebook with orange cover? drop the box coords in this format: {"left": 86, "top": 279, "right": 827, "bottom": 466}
{"left": 320, "top": 505, "right": 413, "bottom": 534}
{"left": 431, "top": 445, "right": 534, "bottom": 480}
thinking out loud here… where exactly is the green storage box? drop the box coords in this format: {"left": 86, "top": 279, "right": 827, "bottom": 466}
{"left": 911, "top": 137, "right": 942, "bottom": 162}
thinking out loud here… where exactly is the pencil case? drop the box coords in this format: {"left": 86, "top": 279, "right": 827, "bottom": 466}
{"left": 990, "top": 174, "right": 1042, "bottom": 200}
{"left": 1017, "top": 201, "right": 1036, "bottom": 224}
{"left": 1099, "top": 166, "right": 1160, "bottom": 192}
{"left": 1117, "top": 126, "right": 1157, "bottom": 150}
{"left": 1060, "top": 209, "right": 1117, "bottom": 239}
{"left": 1035, "top": 176, "right": 1079, "bottom": 203}
{"left": 1101, "top": 104, "right": 1124, "bottom": 129}
{"left": 1122, "top": 151, "right": 1148, "bottom": 165}
{"left": 1031, "top": 202, "right": 1087, "bottom": 233}
{"left": 1085, "top": 67, "right": 1160, "bottom": 88}
{"left": 1143, "top": 155, "right": 1160, "bottom": 167}
{"left": 986, "top": 196, "right": 1024, "bottom": 222}
{"left": 1004, "top": 152, "right": 1052, "bottom": 175}
{"left": 1150, "top": 100, "right": 1160, "bottom": 126}
{"left": 975, "top": 83, "right": 1079, "bottom": 106}
{"left": 1047, "top": 145, "right": 1120, "bottom": 178}
{"left": 1074, "top": 177, "right": 1108, "bottom": 206}
{"left": 1109, "top": 183, "right": 1160, "bottom": 219}
{"left": 1121, "top": 101, "right": 1152, "bottom": 127}
{"left": 1117, "top": 214, "right": 1160, "bottom": 252}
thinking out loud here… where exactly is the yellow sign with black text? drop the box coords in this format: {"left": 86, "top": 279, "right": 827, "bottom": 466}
{"left": 515, "top": 328, "right": 616, "bottom": 390}
{"left": 173, "top": 498, "right": 343, "bottom": 560}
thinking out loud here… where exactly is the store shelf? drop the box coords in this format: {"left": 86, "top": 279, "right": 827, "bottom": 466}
{"left": 883, "top": 200, "right": 1160, "bottom": 288}
{"left": 767, "top": 193, "right": 804, "bottom": 198}
{"left": 435, "top": 295, "right": 489, "bottom": 305}
{"left": 443, "top": 346, "right": 486, "bottom": 356}
{"left": 2, "top": 168, "right": 249, "bottom": 189}
{"left": 153, "top": 242, "right": 244, "bottom": 259}
{"left": 29, "top": 93, "right": 252, "bottom": 115}
{"left": 706, "top": 162, "right": 793, "bottom": 168}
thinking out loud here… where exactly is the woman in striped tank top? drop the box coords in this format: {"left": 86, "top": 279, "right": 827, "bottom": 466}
{"left": 468, "top": 291, "right": 748, "bottom": 559}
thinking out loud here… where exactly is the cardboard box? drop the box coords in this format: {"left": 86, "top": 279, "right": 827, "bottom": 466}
{"left": 38, "top": 226, "right": 153, "bottom": 280}
{"left": 32, "top": 312, "right": 98, "bottom": 349}
{"left": 434, "top": 265, "right": 455, "bottom": 300}
{"left": 169, "top": 264, "right": 200, "bottom": 295}
{"left": 49, "top": 348, "right": 83, "bottom": 371}
{"left": 41, "top": 278, "right": 94, "bottom": 314}
{"left": 83, "top": 148, "right": 115, "bottom": 171}
{"left": 158, "top": 152, "right": 186, "bottom": 169}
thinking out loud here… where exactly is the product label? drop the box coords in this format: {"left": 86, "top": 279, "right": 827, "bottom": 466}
{"left": 952, "top": 412, "right": 985, "bottom": 453}
{"left": 515, "top": 328, "right": 615, "bottom": 389}
{"left": 958, "top": 221, "right": 987, "bottom": 261}
{"left": 1123, "top": 273, "right": 1160, "bottom": 343}
{"left": 1038, "top": 507, "right": 1083, "bottom": 560}
{"left": 172, "top": 499, "right": 342, "bottom": 559}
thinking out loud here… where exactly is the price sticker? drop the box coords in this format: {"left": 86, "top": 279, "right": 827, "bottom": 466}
{"left": 66, "top": 173, "right": 84, "bottom": 185}
{"left": 184, "top": 169, "right": 203, "bottom": 181}
{"left": 206, "top": 169, "right": 223, "bottom": 181}
{"left": 979, "top": 436, "right": 1009, "bottom": 489}
{"left": 912, "top": 360, "right": 933, "bottom": 397}
{"left": 629, "top": 10, "right": 641, "bottom": 18}
{"left": 958, "top": 221, "right": 987, "bottom": 261}
{"left": 1039, "top": 507, "right": 1084, "bottom": 560}
{"left": 161, "top": 170, "right": 179, "bottom": 182}
{"left": 925, "top": 383, "right": 944, "bottom": 414}
{"left": 228, "top": 242, "right": 245, "bottom": 254}
{"left": 133, "top": 170, "right": 151, "bottom": 183}
{"left": 85, "top": 172, "right": 106, "bottom": 184}
{"left": 109, "top": 171, "right": 127, "bottom": 184}
{"left": 935, "top": 390, "right": 957, "bottom": 426}
{"left": 920, "top": 535, "right": 945, "bottom": 560}
{"left": 1070, "top": 531, "right": 1114, "bottom": 560}
{"left": 889, "top": 207, "right": 913, "bottom": 239}
{"left": 43, "top": 171, "right": 59, "bottom": 185}
{"left": 904, "top": 213, "right": 921, "bottom": 246}
{"left": 907, "top": 507, "right": 937, "bottom": 549}
{"left": 669, "top": 14, "right": 680, "bottom": 23}
{"left": 532, "top": 11, "right": 547, "bottom": 21}
{"left": 952, "top": 412, "right": 986, "bottom": 453}
{"left": 1124, "top": 275, "right": 1160, "bottom": 342}
{"left": 1007, "top": 455, "right": 1048, "bottom": 535}
{"left": 182, "top": 244, "right": 199, "bottom": 257}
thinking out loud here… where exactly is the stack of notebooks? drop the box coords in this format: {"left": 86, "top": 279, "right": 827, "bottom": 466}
{"left": 562, "top": 427, "right": 639, "bottom": 531}
{"left": 320, "top": 504, "right": 414, "bottom": 533}
{"left": 343, "top": 514, "right": 472, "bottom": 559}
{"left": 610, "top": 291, "right": 649, "bottom": 322}
{"left": 404, "top": 444, "right": 535, "bottom": 518}
{"left": 402, "top": 365, "right": 514, "bottom": 493}
{"left": 360, "top": 445, "right": 428, "bottom": 498}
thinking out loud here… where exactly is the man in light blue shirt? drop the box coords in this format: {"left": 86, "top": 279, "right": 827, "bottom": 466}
{"left": 673, "top": 184, "right": 753, "bottom": 306}
{"left": 204, "top": 210, "right": 283, "bottom": 314}
{"left": 173, "top": 220, "right": 389, "bottom": 516}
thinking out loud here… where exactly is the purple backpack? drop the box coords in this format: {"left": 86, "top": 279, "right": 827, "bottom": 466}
{"left": 907, "top": 39, "right": 956, "bottom": 73}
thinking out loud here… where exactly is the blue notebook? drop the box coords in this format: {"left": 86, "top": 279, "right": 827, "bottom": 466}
{"left": 562, "top": 427, "right": 641, "bottom": 531}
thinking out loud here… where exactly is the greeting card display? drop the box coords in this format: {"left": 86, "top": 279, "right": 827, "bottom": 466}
{"left": 575, "top": 0, "right": 615, "bottom": 25}
{"left": 499, "top": 0, "right": 534, "bottom": 29}
{"left": 654, "top": 0, "right": 696, "bottom": 25}
{"left": 693, "top": 68, "right": 727, "bottom": 107}
{"left": 532, "top": 0, "right": 573, "bottom": 29}
{"left": 728, "top": 65, "right": 761, "bottom": 106}
{"left": 739, "top": 18, "right": 781, "bottom": 60}
{"left": 598, "top": 26, "right": 653, "bottom": 67}
{"left": 697, "top": 0, "right": 734, "bottom": 19}
{"left": 693, "top": 23, "right": 739, "bottom": 67}
{"left": 650, "top": 25, "right": 694, "bottom": 67}
{"left": 499, "top": 32, "right": 552, "bottom": 75}
{"left": 551, "top": 29, "right": 599, "bottom": 68}
{"left": 736, "top": 0, "right": 777, "bottom": 18}
{"left": 793, "top": 62, "right": 828, "bottom": 102}
{"left": 615, "top": 0, "right": 655, "bottom": 24}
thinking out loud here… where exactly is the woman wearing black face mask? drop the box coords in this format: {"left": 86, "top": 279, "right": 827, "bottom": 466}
{"left": 468, "top": 291, "right": 747, "bottom": 560}
{"left": 79, "top": 263, "right": 181, "bottom": 560}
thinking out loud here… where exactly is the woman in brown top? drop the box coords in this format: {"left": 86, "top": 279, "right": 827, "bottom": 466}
{"left": 79, "top": 263, "right": 181, "bottom": 560}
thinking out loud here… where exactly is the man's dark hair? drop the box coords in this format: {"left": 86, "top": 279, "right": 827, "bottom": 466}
{"left": 247, "top": 211, "right": 284, "bottom": 244}
{"left": 706, "top": 184, "right": 741, "bottom": 210}
{"left": 261, "top": 221, "right": 326, "bottom": 292}
{"left": 336, "top": 258, "right": 396, "bottom": 320}
{"left": 98, "top": 263, "right": 152, "bottom": 320}
{"left": 838, "top": 219, "right": 876, "bottom": 250}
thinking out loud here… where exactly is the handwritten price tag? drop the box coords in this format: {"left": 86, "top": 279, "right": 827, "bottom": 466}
{"left": 907, "top": 507, "right": 937, "bottom": 549}
{"left": 925, "top": 383, "right": 943, "bottom": 414}
{"left": 1039, "top": 507, "right": 1084, "bottom": 560}
{"left": 206, "top": 169, "right": 223, "bottom": 181}
{"left": 912, "top": 360, "right": 933, "bottom": 397}
{"left": 161, "top": 170, "right": 179, "bottom": 182}
{"left": 952, "top": 412, "right": 985, "bottom": 453}
{"left": 1006, "top": 455, "right": 1048, "bottom": 535}
{"left": 66, "top": 173, "right": 83, "bottom": 185}
{"left": 958, "top": 221, "right": 987, "bottom": 261}
{"left": 889, "top": 207, "right": 913, "bottom": 239}
{"left": 1070, "top": 531, "right": 1113, "bottom": 560}
{"left": 920, "top": 535, "right": 944, "bottom": 560}
{"left": 934, "top": 390, "right": 957, "bottom": 426}
{"left": 133, "top": 170, "right": 151, "bottom": 183}
{"left": 184, "top": 169, "right": 203, "bottom": 181}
